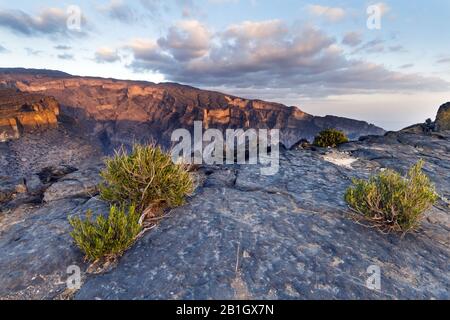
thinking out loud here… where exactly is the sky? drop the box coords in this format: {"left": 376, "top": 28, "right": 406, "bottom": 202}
{"left": 0, "top": 0, "right": 449, "bottom": 130}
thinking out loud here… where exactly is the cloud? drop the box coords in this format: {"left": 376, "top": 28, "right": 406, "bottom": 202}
{"left": 389, "top": 45, "right": 405, "bottom": 52}
{"left": 57, "top": 53, "right": 75, "bottom": 60}
{"left": 95, "top": 47, "right": 121, "bottom": 63}
{"left": 139, "top": 0, "right": 173, "bottom": 18}
{"left": 342, "top": 32, "right": 363, "bottom": 47}
{"left": 99, "top": 0, "right": 136, "bottom": 23}
{"left": 352, "top": 39, "right": 385, "bottom": 54}
{"left": 98, "top": 0, "right": 199, "bottom": 25}
{"left": 436, "top": 57, "right": 450, "bottom": 64}
{"left": 125, "top": 20, "right": 449, "bottom": 97}
{"left": 399, "top": 64, "right": 414, "bottom": 69}
{"left": 208, "top": 0, "right": 239, "bottom": 3}
{"left": 175, "top": 0, "right": 201, "bottom": 18}
{"left": 157, "top": 20, "right": 210, "bottom": 61}
{"left": 25, "top": 48, "right": 42, "bottom": 56}
{"left": 140, "top": 0, "right": 165, "bottom": 12}
{"left": 0, "top": 44, "right": 7, "bottom": 53}
{"left": 352, "top": 40, "right": 405, "bottom": 55}
{"left": 0, "top": 7, "right": 87, "bottom": 37}
{"left": 224, "top": 20, "right": 287, "bottom": 40}
{"left": 308, "top": 5, "right": 346, "bottom": 22}
{"left": 372, "top": 2, "right": 390, "bottom": 16}
{"left": 54, "top": 45, "right": 72, "bottom": 50}
{"left": 138, "top": 0, "right": 202, "bottom": 20}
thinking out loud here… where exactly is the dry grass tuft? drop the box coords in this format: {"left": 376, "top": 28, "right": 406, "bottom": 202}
{"left": 345, "top": 160, "right": 438, "bottom": 234}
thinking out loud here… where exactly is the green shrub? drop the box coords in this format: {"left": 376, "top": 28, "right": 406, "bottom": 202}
{"left": 313, "top": 129, "right": 349, "bottom": 148}
{"left": 345, "top": 160, "right": 438, "bottom": 234}
{"left": 69, "top": 205, "right": 142, "bottom": 261}
{"left": 99, "top": 144, "right": 194, "bottom": 211}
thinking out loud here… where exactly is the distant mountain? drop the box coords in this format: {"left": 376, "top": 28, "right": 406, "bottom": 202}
{"left": 0, "top": 68, "right": 70, "bottom": 78}
{"left": 0, "top": 68, "right": 385, "bottom": 150}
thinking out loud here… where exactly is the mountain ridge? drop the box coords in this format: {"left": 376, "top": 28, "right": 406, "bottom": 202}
{"left": 0, "top": 68, "right": 385, "bottom": 150}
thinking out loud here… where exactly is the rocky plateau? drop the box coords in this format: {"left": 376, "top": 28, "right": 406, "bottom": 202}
{"left": 0, "top": 68, "right": 448, "bottom": 300}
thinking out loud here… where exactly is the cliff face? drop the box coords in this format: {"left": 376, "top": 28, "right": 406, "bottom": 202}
{"left": 436, "top": 102, "right": 450, "bottom": 131}
{"left": 0, "top": 89, "right": 59, "bottom": 142}
{"left": 0, "top": 69, "right": 385, "bottom": 150}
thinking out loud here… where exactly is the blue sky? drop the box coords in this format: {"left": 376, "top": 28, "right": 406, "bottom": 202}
{"left": 0, "top": 0, "right": 449, "bottom": 129}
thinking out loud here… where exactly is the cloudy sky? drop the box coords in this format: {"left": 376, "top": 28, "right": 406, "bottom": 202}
{"left": 0, "top": 0, "right": 449, "bottom": 129}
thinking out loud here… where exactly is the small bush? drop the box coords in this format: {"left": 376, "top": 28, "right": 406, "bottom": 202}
{"left": 313, "top": 129, "right": 349, "bottom": 148}
{"left": 69, "top": 205, "right": 142, "bottom": 261}
{"left": 99, "top": 144, "right": 194, "bottom": 211}
{"left": 345, "top": 160, "right": 438, "bottom": 234}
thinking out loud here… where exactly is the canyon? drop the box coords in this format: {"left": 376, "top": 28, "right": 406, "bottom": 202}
{"left": 0, "top": 68, "right": 384, "bottom": 151}
{"left": 0, "top": 68, "right": 448, "bottom": 300}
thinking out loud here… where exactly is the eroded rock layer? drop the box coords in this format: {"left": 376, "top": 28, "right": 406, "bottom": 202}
{"left": 0, "top": 69, "right": 385, "bottom": 150}
{"left": 0, "top": 89, "right": 59, "bottom": 142}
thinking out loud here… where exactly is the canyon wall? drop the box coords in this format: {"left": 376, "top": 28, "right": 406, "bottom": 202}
{"left": 0, "top": 89, "right": 59, "bottom": 142}
{"left": 0, "top": 69, "right": 385, "bottom": 149}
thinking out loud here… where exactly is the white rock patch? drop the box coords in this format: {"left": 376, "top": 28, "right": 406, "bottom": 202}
{"left": 322, "top": 151, "right": 358, "bottom": 169}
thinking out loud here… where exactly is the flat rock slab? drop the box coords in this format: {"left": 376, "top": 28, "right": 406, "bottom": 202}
{"left": 0, "top": 197, "right": 109, "bottom": 299}
{"left": 76, "top": 139, "right": 450, "bottom": 299}
{"left": 1, "top": 131, "right": 449, "bottom": 300}
{"left": 43, "top": 167, "right": 102, "bottom": 202}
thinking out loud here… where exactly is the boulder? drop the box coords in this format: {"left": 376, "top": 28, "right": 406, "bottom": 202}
{"left": 435, "top": 102, "right": 450, "bottom": 131}
{"left": 0, "top": 177, "right": 28, "bottom": 204}
{"left": 25, "top": 174, "right": 45, "bottom": 195}
{"left": 37, "top": 165, "right": 78, "bottom": 184}
{"left": 43, "top": 167, "right": 102, "bottom": 202}
{"left": 0, "top": 118, "right": 20, "bottom": 142}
